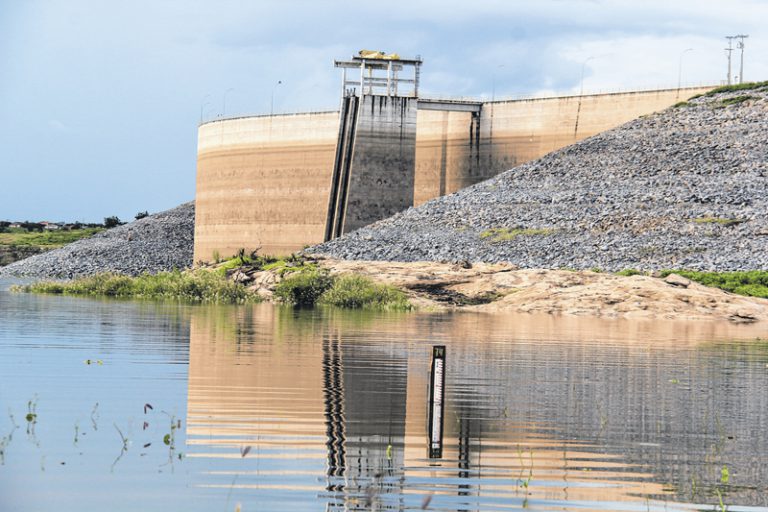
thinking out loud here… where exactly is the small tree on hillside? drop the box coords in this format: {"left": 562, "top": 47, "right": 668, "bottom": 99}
{"left": 104, "top": 216, "right": 122, "bottom": 228}
{"left": 135, "top": 211, "right": 149, "bottom": 220}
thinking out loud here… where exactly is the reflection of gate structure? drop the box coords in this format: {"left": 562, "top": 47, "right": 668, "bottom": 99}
{"left": 321, "top": 333, "right": 409, "bottom": 510}
{"left": 322, "top": 335, "right": 346, "bottom": 491}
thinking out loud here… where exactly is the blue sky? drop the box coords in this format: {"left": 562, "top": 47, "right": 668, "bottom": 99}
{"left": 1, "top": 0, "right": 766, "bottom": 222}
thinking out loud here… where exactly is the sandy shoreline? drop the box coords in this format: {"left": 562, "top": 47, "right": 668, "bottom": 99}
{"left": 296, "top": 258, "right": 768, "bottom": 323}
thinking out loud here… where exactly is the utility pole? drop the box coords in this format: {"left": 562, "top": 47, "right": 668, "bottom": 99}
{"left": 735, "top": 34, "right": 749, "bottom": 83}
{"left": 725, "top": 36, "right": 736, "bottom": 85}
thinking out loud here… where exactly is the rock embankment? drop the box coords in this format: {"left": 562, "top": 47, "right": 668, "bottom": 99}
{"left": 0, "top": 202, "right": 194, "bottom": 278}
{"left": 310, "top": 85, "right": 768, "bottom": 271}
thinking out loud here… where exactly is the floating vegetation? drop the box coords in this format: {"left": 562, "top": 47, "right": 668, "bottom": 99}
{"left": 161, "top": 413, "right": 182, "bottom": 467}
{"left": 25, "top": 398, "right": 37, "bottom": 424}
{"left": 90, "top": 402, "right": 99, "bottom": 431}
{"left": 111, "top": 423, "right": 129, "bottom": 472}
{"left": 0, "top": 412, "right": 18, "bottom": 466}
{"left": 25, "top": 396, "right": 39, "bottom": 445}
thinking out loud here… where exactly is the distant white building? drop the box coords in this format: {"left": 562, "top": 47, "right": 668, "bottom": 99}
{"left": 40, "top": 222, "right": 62, "bottom": 231}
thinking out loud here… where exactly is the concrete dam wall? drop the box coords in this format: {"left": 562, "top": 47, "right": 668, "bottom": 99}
{"left": 194, "top": 85, "right": 714, "bottom": 261}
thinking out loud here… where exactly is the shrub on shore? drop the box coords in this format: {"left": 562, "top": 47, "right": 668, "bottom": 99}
{"left": 13, "top": 269, "right": 260, "bottom": 304}
{"left": 319, "top": 274, "right": 411, "bottom": 310}
{"left": 274, "top": 269, "right": 335, "bottom": 306}
{"left": 275, "top": 270, "right": 411, "bottom": 310}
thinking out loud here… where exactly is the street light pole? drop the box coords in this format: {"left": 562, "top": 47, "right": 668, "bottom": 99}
{"left": 270, "top": 80, "right": 282, "bottom": 116}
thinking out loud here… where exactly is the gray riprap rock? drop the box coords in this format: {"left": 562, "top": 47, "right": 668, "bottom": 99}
{"left": 0, "top": 202, "right": 194, "bottom": 279}
{"left": 309, "top": 86, "right": 768, "bottom": 271}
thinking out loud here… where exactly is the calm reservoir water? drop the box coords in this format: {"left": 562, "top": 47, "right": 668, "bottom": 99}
{"left": 1, "top": 277, "right": 767, "bottom": 511}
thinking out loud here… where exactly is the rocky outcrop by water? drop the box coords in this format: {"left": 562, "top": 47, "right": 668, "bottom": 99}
{"left": 0, "top": 202, "right": 194, "bottom": 278}
{"left": 310, "top": 86, "right": 768, "bottom": 270}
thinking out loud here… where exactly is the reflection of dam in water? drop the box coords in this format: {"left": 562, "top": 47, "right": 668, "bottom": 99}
{"left": 185, "top": 306, "right": 768, "bottom": 508}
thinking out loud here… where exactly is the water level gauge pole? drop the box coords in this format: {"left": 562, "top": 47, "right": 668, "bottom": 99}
{"left": 427, "top": 345, "right": 446, "bottom": 459}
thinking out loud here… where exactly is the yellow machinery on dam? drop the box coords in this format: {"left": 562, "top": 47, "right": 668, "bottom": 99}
{"left": 193, "top": 54, "right": 714, "bottom": 261}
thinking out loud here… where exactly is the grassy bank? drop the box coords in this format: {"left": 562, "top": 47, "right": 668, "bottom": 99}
{"left": 659, "top": 270, "right": 768, "bottom": 299}
{"left": 12, "top": 269, "right": 260, "bottom": 304}
{"left": 612, "top": 269, "right": 768, "bottom": 299}
{"left": 0, "top": 228, "right": 104, "bottom": 266}
{"left": 0, "top": 228, "right": 103, "bottom": 248}
{"left": 13, "top": 254, "right": 413, "bottom": 310}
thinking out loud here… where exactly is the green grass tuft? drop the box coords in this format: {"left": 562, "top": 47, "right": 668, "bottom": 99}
{"left": 672, "top": 101, "right": 690, "bottom": 108}
{"left": 274, "top": 269, "right": 335, "bottom": 306}
{"left": 718, "top": 95, "right": 756, "bottom": 107}
{"left": 12, "top": 269, "right": 260, "bottom": 303}
{"left": 215, "top": 251, "right": 281, "bottom": 275}
{"left": 658, "top": 270, "right": 768, "bottom": 299}
{"left": 480, "top": 227, "right": 555, "bottom": 242}
{"left": 319, "top": 274, "right": 411, "bottom": 311}
{"left": 693, "top": 217, "right": 745, "bottom": 227}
